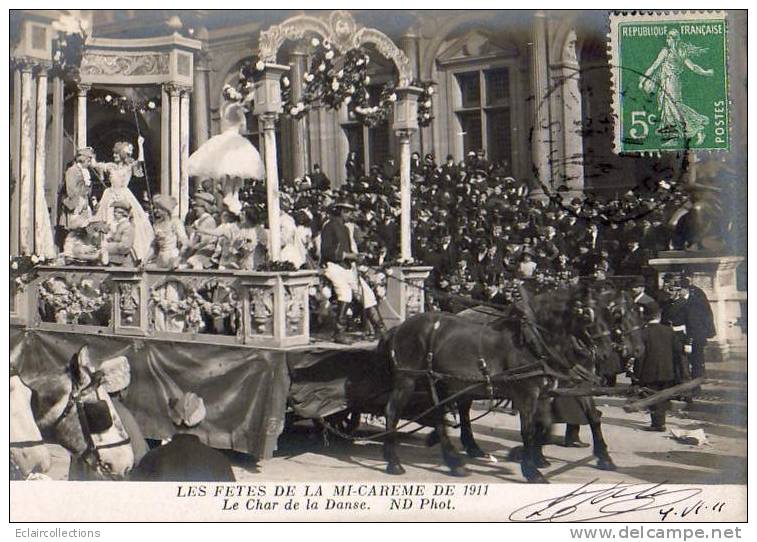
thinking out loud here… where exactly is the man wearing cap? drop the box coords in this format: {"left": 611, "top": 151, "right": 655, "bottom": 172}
{"left": 104, "top": 200, "right": 136, "bottom": 266}
{"left": 186, "top": 192, "right": 218, "bottom": 269}
{"left": 320, "top": 201, "right": 385, "bottom": 344}
{"left": 130, "top": 392, "right": 235, "bottom": 482}
{"left": 678, "top": 276, "right": 716, "bottom": 382}
{"left": 58, "top": 147, "right": 98, "bottom": 249}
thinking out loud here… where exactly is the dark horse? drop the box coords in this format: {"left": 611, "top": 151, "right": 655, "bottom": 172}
{"left": 378, "top": 283, "right": 611, "bottom": 483}
{"left": 452, "top": 284, "right": 646, "bottom": 473}
{"left": 378, "top": 283, "right": 633, "bottom": 482}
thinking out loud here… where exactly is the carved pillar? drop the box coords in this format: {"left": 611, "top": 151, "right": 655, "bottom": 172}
{"left": 288, "top": 46, "right": 310, "bottom": 179}
{"left": 167, "top": 84, "right": 181, "bottom": 202}
{"left": 261, "top": 114, "right": 282, "bottom": 262}
{"left": 75, "top": 83, "right": 90, "bottom": 149}
{"left": 192, "top": 51, "right": 211, "bottom": 149}
{"left": 254, "top": 63, "right": 289, "bottom": 262}
{"left": 530, "top": 11, "right": 552, "bottom": 189}
{"left": 393, "top": 86, "right": 422, "bottom": 261}
{"left": 397, "top": 129, "right": 414, "bottom": 261}
{"left": 19, "top": 63, "right": 35, "bottom": 254}
{"left": 179, "top": 89, "right": 191, "bottom": 220}
{"left": 399, "top": 33, "right": 422, "bottom": 151}
{"left": 34, "top": 65, "right": 55, "bottom": 258}
{"left": 160, "top": 84, "right": 170, "bottom": 195}
{"left": 49, "top": 75, "right": 65, "bottom": 225}
{"left": 11, "top": 67, "right": 22, "bottom": 254}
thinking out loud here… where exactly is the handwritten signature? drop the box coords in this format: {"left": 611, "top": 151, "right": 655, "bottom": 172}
{"left": 509, "top": 479, "right": 703, "bottom": 522}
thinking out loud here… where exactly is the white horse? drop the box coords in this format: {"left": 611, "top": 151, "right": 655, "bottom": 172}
{"left": 10, "top": 373, "right": 52, "bottom": 479}
{"left": 24, "top": 346, "right": 135, "bottom": 479}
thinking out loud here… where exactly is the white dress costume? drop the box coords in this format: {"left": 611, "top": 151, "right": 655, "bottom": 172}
{"left": 92, "top": 161, "right": 154, "bottom": 262}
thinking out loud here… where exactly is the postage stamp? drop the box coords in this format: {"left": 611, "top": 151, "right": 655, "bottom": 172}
{"left": 609, "top": 11, "right": 729, "bottom": 154}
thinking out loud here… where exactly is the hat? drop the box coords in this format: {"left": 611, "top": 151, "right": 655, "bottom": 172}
{"left": 76, "top": 147, "right": 95, "bottom": 159}
{"left": 193, "top": 191, "right": 216, "bottom": 209}
{"left": 168, "top": 392, "right": 207, "bottom": 428}
{"left": 334, "top": 201, "right": 356, "bottom": 211}
{"left": 153, "top": 194, "right": 177, "bottom": 215}
{"left": 111, "top": 200, "right": 132, "bottom": 212}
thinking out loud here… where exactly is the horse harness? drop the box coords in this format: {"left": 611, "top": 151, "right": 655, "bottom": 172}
{"left": 388, "top": 317, "right": 571, "bottom": 413}
{"left": 48, "top": 367, "right": 131, "bottom": 480}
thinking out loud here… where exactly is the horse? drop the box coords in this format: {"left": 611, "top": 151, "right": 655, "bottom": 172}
{"left": 23, "top": 345, "right": 135, "bottom": 479}
{"left": 10, "top": 372, "right": 52, "bottom": 479}
{"left": 378, "top": 283, "right": 606, "bottom": 483}
{"left": 385, "top": 287, "right": 620, "bottom": 481}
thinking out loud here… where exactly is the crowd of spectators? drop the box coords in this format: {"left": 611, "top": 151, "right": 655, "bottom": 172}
{"left": 231, "top": 149, "right": 691, "bottom": 309}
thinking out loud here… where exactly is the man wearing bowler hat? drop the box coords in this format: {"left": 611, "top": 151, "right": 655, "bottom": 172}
{"left": 320, "top": 200, "right": 385, "bottom": 344}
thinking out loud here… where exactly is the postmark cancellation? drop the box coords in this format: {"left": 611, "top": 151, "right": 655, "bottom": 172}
{"left": 609, "top": 11, "right": 729, "bottom": 154}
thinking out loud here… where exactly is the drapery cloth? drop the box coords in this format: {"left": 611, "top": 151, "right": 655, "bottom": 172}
{"left": 11, "top": 328, "right": 290, "bottom": 459}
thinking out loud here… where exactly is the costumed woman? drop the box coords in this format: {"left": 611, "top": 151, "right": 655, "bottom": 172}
{"left": 144, "top": 194, "right": 189, "bottom": 269}
{"left": 92, "top": 136, "right": 154, "bottom": 262}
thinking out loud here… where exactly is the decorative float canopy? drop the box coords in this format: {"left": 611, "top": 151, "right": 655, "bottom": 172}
{"left": 78, "top": 33, "right": 201, "bottom": 87}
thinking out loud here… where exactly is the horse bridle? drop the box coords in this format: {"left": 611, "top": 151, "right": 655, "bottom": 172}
{"left": 48, "top": 367, "right": 131, "bottom": 480}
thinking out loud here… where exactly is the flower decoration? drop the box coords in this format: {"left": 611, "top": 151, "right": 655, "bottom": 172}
{"left": 50, "top": 11, "right": 89, "bottom": 82}
{"left": 10, "top": 254, "right": 55, "bottom": 291}
{"left": 89, "top": 89, "right": 162, "bottom": 115}
{"left": 222, "top": 44, "right": 437, "bottom": 128}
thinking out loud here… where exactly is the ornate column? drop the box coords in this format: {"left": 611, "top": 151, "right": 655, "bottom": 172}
{"left": 75, "top": 83, "right": 90, "bottom": 149}
{"left": 167, "top": 84, "right": 181, "bottom": 203}
{"left": 261, "top": 114, "right": 282, "bottom": 261}
{"left": 19, "top": 63, "right": 35, "bottom": 254}
{"left": 11, "top": 67, "right": 22, "bottom": 254}
{"left": 34, "top": 64, "right": 55, "bottom": 258}
{"left": 49, "top": 74, "right": 65, "bottom": 225}
{"left": 160, "top": 84, "right": 171, "bottom": 195}
{"left": 393, "top": 86, "right": 422, "bottom": 261}
{"left": 192, "top": 50, "right": 211, "bottom": 149}
{"left": 288, "top": 45, "right": 310, "bottom": 179}
{"left": 399, "top": 32, "right": 422, "bottom": 151}
{"left": 179, "top": 89, "right": 191, "bottom": 220}
{"left": 530, "top": 11, "right": 552, "bottom": 190}
{"left": 253, "top": 63, "right": 290, "bottom": 262}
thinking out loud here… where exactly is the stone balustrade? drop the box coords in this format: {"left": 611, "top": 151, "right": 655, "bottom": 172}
{"left": 13, "top": 265, "right": 433, "bottom": 348}
{"left": 17, "top": 266, "right": 319, "bottom": 349}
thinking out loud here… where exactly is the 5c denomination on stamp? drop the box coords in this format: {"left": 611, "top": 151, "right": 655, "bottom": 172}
{"left": 609, "top": 11, "right": 729, "bottom": 154}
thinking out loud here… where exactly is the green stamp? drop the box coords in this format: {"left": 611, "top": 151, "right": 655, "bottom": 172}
{"left": 609, "top": 12, "right": 729, "bottom": 153}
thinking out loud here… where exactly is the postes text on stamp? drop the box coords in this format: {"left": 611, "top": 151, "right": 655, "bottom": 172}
{"left": 609, "top": 11, "right": 728, "bottom": 154}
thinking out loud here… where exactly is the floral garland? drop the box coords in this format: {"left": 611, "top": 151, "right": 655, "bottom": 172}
{"left": 10, "top": 255, "right": 55, "bottom": 291}
{"left": 50, "top": 12, "right": 89, "bottom": 82}
{"left": 89, "top": 90, "right": 161, "bottom": 115}
{"left": 150, "top": 281, "right": 240, "bottom": 332}
{"left": 38, "top": 277, "right": 111, "bottom": 323}
{"left": 223, "top": 39, "right": 436, "bottom": 128}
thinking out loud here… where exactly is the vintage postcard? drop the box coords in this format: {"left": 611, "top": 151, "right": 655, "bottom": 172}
{"left": 5, "top": 6, "right": 749, "bottom": 529}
